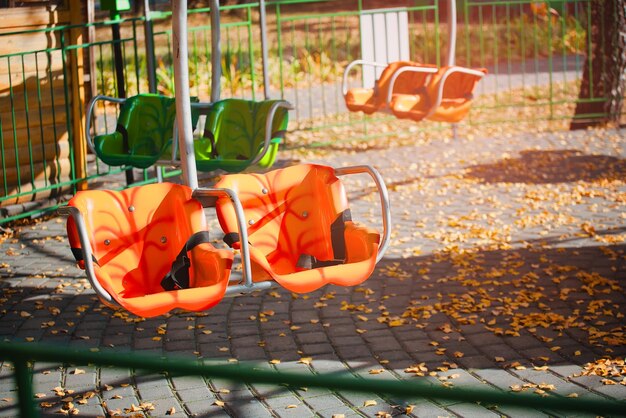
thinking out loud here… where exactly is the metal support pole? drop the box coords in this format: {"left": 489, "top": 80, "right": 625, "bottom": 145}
{"left": 446, "top": 0, "right": 457, "bottom": 66}
{"left": 144, "top": 0, "right": 160, "bottom": 182}
{"left": 259, "top": 0, "right": 270, "bottom": 99}
{"left": 210, "top": 0, "right": 221, "bottom": 103}
{"left": 447, "top": 0, "right": 457, "bottom": 138}
{"left": 173, "top": 0, "right": 199, "bottom": 189}
{"left": 14, "top": 360, "right": 37, "bottom": 418}
{"left": 110, "top": 11, "right": 134, "bottom": 185}
{"left": 143, "top": 0, "right": 157, "bottom": 94}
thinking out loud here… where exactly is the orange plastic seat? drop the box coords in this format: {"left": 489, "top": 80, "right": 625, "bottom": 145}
{"left": 214, "top": 164, "right": 381, "bottom": 293}
{"left": 65, "top": 183, "right": 233, "bottom": 317}
{"left": 344, "top": 61, "right": 436, "bottom": 115}
{"left": 391, "top": 66, "right": 487, "bottom": 123}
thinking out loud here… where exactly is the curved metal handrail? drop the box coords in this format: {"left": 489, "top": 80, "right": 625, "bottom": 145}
{"left": 85, "top": 94, "right": 126, "bottom": 155}
{"left": 341, "top": 59, "right": 388, "bottom": 96}
{"left": 192, "top": 187, "right": 257, "bottom": 294}
{"left": 57, "top": 206, "right": 117, "bottom": 307}
{"left": 334, "top": 165, "right": 391, "bottom": 263}
{"left": 248, "top": 100, "right": 294, "bottom": 167}
{"left": 385, "top": 65, "right": 438, "bottom": 105}
{"left": 425, "top": 66, "right": 486, "bottom": 119}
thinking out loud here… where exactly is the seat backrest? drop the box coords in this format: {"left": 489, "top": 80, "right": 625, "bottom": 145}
{"left": 116, "top": 94, "right": 177, "bottom": 157}
{"left": 204, "top": 99, "right": 289, "bottom": 161}
{"left": 66, "top": 183, "right": 205, "bottom": 296}
{"left": 427, "top": 67, "right": 487, "bottom": 101}
{"left": 383, "top": 61, "right": 437, "bottom": 100}
{"left": 376, "top": 61, "right": 434, "bottom": 101}
{"left": 215, "top": 164, "right": 349, "bottom": 267}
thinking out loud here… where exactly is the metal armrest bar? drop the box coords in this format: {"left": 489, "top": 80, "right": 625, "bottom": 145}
{"left": 249, "top": 100, "right": 294, "bottom": 167}
{"left": 386, "top": 66, "right": 439, "bottom": 105}
{"left": 426, "top": 66, "right": 486, "bottom": 119}
{"left": 334, "top": 165, "right": 391, "bottom": 262}
{"left": 85, "top": 94, "right": 127, "bottom": 155}
{"left": 192, "top": 188, "right": 254, "bottom": 289}
{"left": 57, "top": 206, "right": 117, "bottom": 306}
{"left": 341, "top": 59, "right": 389, "bottom": 96}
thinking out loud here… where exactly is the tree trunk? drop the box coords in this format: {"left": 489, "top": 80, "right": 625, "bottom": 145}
{"left": 570, "top": 0, "right": 626, "bottom": 129}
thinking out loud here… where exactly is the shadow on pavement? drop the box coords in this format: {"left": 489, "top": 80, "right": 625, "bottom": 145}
{"left": 1, "top": 241, "right": 624, "bottom": 416}
{"left": 465, "top": 149, "right": 626, "bottom": 184}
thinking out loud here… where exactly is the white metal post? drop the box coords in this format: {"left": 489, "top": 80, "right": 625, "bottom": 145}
{"left": 259, "top": 0, "right": 270, "bottom": 99}
{"left": 210, "top": 0, "right": 221, "bottom": 103}
{"left": 173, "top": 0, "right": 199, "bottom": 189}
{"left": 447, "top": 0, "right": 458, "bottom": 139}
{"left": 446, "top": 0, "right": 457, "bottom": 66}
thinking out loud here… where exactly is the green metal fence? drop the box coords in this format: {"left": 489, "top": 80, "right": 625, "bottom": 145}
{"left": 459, "top": 0, "right": 596, "bottom": 125}
{"left": 1, "top": 341, "right": 624, "bottom": 418}
{"left": 0, "top": 0, "right": 620, "bottom": 224}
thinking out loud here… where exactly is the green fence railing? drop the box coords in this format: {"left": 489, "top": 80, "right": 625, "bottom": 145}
{"left": 1, "top": 341, "right": 624, "bottom": 418}
{"left": 460, "top": 0, "right": 600, "bottom": 125}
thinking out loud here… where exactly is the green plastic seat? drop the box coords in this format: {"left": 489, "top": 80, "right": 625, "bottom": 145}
{"left": 193, "top": 99, "right": 291, "bottom": 173}
{"left": 87, "top": 94, "right": 199, "bottom": 169}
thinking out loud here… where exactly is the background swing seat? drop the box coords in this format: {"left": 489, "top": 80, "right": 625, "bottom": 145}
{"left": 343, "top": 60, "right": 437, "bottom": 115}
{"left": 193, "top": 98, "right": 291, "bottom": 173}
{"left": 390, "top": 66, "right": 487, "bottom": 123}
{"left": 214, "top": 164, "right": 382, "bottom": 293}
{"left": 86, "top": 94, "right": 199, "bottom": 169}
{"left": 64, "top": 183, "right": 233, "bottom": 317}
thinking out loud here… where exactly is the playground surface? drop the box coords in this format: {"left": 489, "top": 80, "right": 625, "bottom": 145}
{"left": 0, "top": 126, "right": 625, "bottom": 417}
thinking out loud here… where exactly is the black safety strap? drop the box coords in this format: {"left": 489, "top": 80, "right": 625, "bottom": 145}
{"left": 331, "top": 209, "right": 351, "bottom": 261}
{"left": 271, "top": 130, "right": 287, "bottom": 140}
{"left": 223, "top": 232, "right": 240, "bottom": 248}
{"left": 296, "top": 209, "right": 351, "bottom": 269}
{"left": 202, "top": 129, "right": 219, "bottom": 159}
{"left": 161, "top": 231, "right": 211, "bottom": 291}
{"left": 70, "top": 247, "right": 99, "bottom": 266}
{"left": 116, "top": 123, "right": 130, "bottom": 154}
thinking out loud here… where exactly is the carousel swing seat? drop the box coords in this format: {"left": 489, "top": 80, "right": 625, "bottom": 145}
{"left": 86, "top": 94, "right": 200, "bottom": 169}
{"left": 62, "top": 183, "right": 233, "bottom": 317}
{"left": 192, "top": 98, "right": 292, "bottom": 173}
{"left": 213, "top": 163, "right": 389, "bottom": 294}
{"left": 390, "top": 66, "right": 487, "bottom": 123}
{"left": 342, "top": 60, "right": 438, "bottom": 115}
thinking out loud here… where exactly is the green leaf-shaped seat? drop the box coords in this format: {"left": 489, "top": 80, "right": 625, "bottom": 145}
{"left": 194, "top": 99, "right": 290, "bottom": 173}
{"left": 94, "top": 94, "right": 198, "bottom": 169}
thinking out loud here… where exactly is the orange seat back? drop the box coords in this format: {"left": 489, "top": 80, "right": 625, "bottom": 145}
{"left": 216, "top": 164, "right": 347, "bottom": 265}
{"left": 215, "top": 164, "right": 381, "bottom": 293}
{"left": 66, "top": 183, "right": 232, "bottom": 317}
{"left": 426, "top": 67, "right": 487, "bottom": 122}
{"left": 345, "top": 61, "right": 434, "bottom": 114}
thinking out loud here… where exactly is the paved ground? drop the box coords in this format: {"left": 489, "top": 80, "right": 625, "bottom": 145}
{"left": 0, "top": 126, "right": 625, "bottom": 417}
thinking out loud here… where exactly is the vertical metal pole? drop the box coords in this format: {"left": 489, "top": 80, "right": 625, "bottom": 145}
{"left": 210, "top": 0, "right": 221, "bottom": 103}
{"left": 14, "top": 360, "right": 38, "bottom": 418}
{"left": 446, "top": 0, "right": 457, "bottom": 66}
{"left": 259, "top": 0, "right": 270, "bottom": 99}
{"left": 447, "top": 0, "right": 457, "bottom": 138}
{"left": 173, "top": 0, "right": 199, "bottom": 189}
{"left": 111, "top": 10, "right": 134, "bottom": 185}
{"left": 144, "top": 0, "right": 157, "bottom": 94}
{"left": 144, "top": 0, "right": 162, "bottom": 183}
